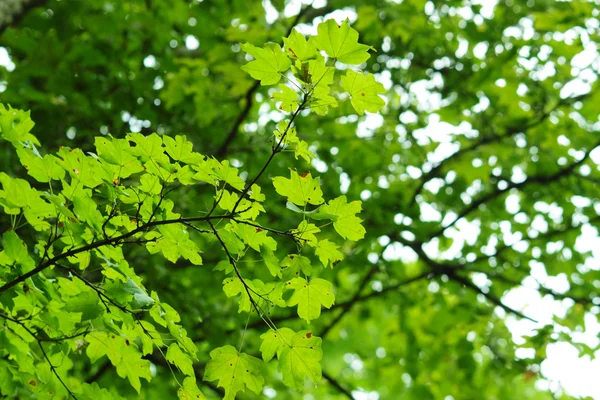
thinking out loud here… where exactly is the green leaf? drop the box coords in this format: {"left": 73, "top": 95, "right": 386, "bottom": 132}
{"left": 233, "top": 222, "right": 277, "bottom": 252}
{"left": 272, "top": 84, "right": 299, "bottom": 112}
{"left": 0, "top": 105, "right": 39, "bottom": 145}
{"left": 341, "top": 70, "right": 386, "bottom": 115}
{"left": 312, "top": 19, "right": 372, "bottom": 64}
{"left": 166, "top": 343, "right": 195, "bottom": 377}
{"left": 249, "top": 184, "right": 265, "bottom": 202}
{"left": 281, "top": 254, "right": 312, "bottom": 278}
{"left": 63, "top": 290, "right": 103, "bottom": 320}
{"left": 57, "top": 147, "right": 104, "bottom": 188}
{"left": 291, "top": 220, "right": 320, "bottom": 246}
{"left": 283, "top": 29, "right": 316, "bottom": 61}
{"left": 314, "top": 239, "right": 343, "bottom": 268}
{"left": 163, "top": 135, "right": 204, "bottom": 164}
{"left": 73, "top": 194, "right": 104, "bottom": 232}
{"left": 80, "top": 382, "right": 126, "bottom": 400}
{"left": 2, "top": 231, "right": 35, "bottom": 272}
{"left": 85, "top": 332, "right": 152, "bottom": 393}
{"left": 17, "top": 148, "right": 65, "bottom": 182}
{"left": 146, "top": 224, "right": 203, "bottom": 265}
{"left": 301, "top": 53, "right": 337, "bottom": 115}
{"left": 122, "top": 278, "right": 156, "bottom": 309}
{"left": 278, "top": 330, "right": 323, "bottom": 390}
{"left": 241, "top": 43, "right": 291, "bottom": 86}
{"left": 294, "top": 141, "right": 315, "bottom": 163}
{"left": 286, "top": 278, "right": 335, "bottom": 323}
{"left": 219, "top": 228, "right": 246, "bottom": 255}
{"left": 272, "top": 170, "right": 324, "bottom": 206}
{"left": 259, "top": 327, "right": 295, "bottom": 362}
{"left": 139, "top": 173, "right": 162, "bottom": 194}
{"left": 178, "top": 377, "right": 207, "bottom": 400}
{"left": 203, "top": 345, "right": 264, "bottom": 399}
{"left": 273, "top": 120, "right": 299, "bottom": 145}
{"left": 260, "top": 245, "right": 281, "bottom": 277}
{"left": 285, "top": 202, "right": 336, "bottom": 220}
{"left": 223, "top": 277, "right": 261, "bottom": 313}
{"left": 94, "top": 137, "right": 144, "bottom": 177}
{"left": 320, "top": 195, "right": 366, "bottom": 241}
{"left": 0, "top": 173, "right": 39, "bottom": 211}
{"left": 114, "top": 348, "right": 153, "bottom": 393}
{"left": 126, "top": 133, "right": 169, "bottom": 164}
{"left": 212, "top": 160, "right": 245, "bottom": 191}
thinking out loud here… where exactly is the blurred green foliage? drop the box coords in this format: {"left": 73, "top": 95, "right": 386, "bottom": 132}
{"left": 0, "top": 0, "right": 599, "bottom": 399}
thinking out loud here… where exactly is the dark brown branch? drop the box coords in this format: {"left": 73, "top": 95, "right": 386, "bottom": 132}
{"left": 207, "top": 220, "right": 276, "bottom": 331}
{"left": 215, "top": 81, "right": 260, "bottom": 158}
{"left": 318, "top": 266, "right": 378, "bottom": 338}
{"left": 215, "top": 4, "right": 314, "bottom": 158}
{"left": 322, "top": 371, "right": 355, "bottom": 400}
{"left": 445, "top": 271, "right": 537, "bottom": 322}
{"left": 0, "top": 212, "right": 236, "bottom": 294}
{"left": 467, "top": 267, "right": 594, "bottom": 306}
{"left": 409, "top": 91, "right": 594, "bottom": 205}
{"left": 430, "top": 140, "right": 600, "bottom": 239}
{"left": 239, "top": 270, "right": 431, "bottom": 333}
{"left": 0, "top": 311, "right": 88, "bottom": 342}
{"left": 0, "top": 311, "right": 79, "bottom": 399}
{"left": 390, "top": 234, "right": 538, "bottom": 322}
{"left": 85, "top": 360, "right": 111, "bottom": 383}
{"left": 230, "top": 94, "right": 309, "bottom": 214}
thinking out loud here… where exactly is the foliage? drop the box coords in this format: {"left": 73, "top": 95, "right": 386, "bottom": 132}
{"left": 1, "top": 1, "right": 600, "bottom": 399}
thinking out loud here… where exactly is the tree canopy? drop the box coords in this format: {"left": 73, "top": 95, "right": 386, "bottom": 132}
{"left": 1, "top": 1, "right": 599, "bottom": 399}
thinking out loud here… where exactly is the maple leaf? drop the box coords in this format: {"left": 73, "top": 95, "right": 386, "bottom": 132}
{"left": 283, "top": 29, "right": 316, "bottom": 61}
{"left": 320, "top": 195, "right": 366, "bottom": 241}
{"left": 203, "top": 345, "right": 264, "bottom": 399}
{"left": 311, "top": 19, "right": 373, "bottom": 64}
{"left": 278, "top": 330, "right": 323, "bottom": 390}
{"left": 341, "top": 70, "right": 386, "bottom": 115}
{"left": 286, "top": 278, "right": 335, "bottom": 323}
{"left": 272, "top": 170, "right": 324, "bottom": 206}
{"left": 241, "top": 43, "right": 291, "bottom": 85}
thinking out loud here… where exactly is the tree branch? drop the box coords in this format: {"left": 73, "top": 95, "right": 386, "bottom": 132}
{"left": 215, "top": 4, "right": 314, "bottom": 158}
{"left": 409, "top": 91, "right": 594, "bottom": 205}
{"left": 322, "top": 371, "right": 355, "bottom": 400}
{"left": 318, "top": 265, "right": 378, "bottom": 338}
{"left": 0, "top": 311, "right": 79, "bottom": 399}
{"left": 0, "top": 212, "right": 237, "bottom": 294}
{"left": 429, "top": 140, "right": 600, "bottom": 239}
{"left": 230, "top": 94, "right": 309, "bottom": 214}
{"left": 240, "top": 270, "right": 431, "bottom": 333}
{"left": 390, "top": 234, "right": 538, "bottom": 321}
{"left": 445, "top": 270, "right": 537, "bottom": 322}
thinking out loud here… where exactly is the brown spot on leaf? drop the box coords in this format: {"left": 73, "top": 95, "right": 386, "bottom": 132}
{"left": 306, "top": 332, "right": 312, "bottom": 338}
